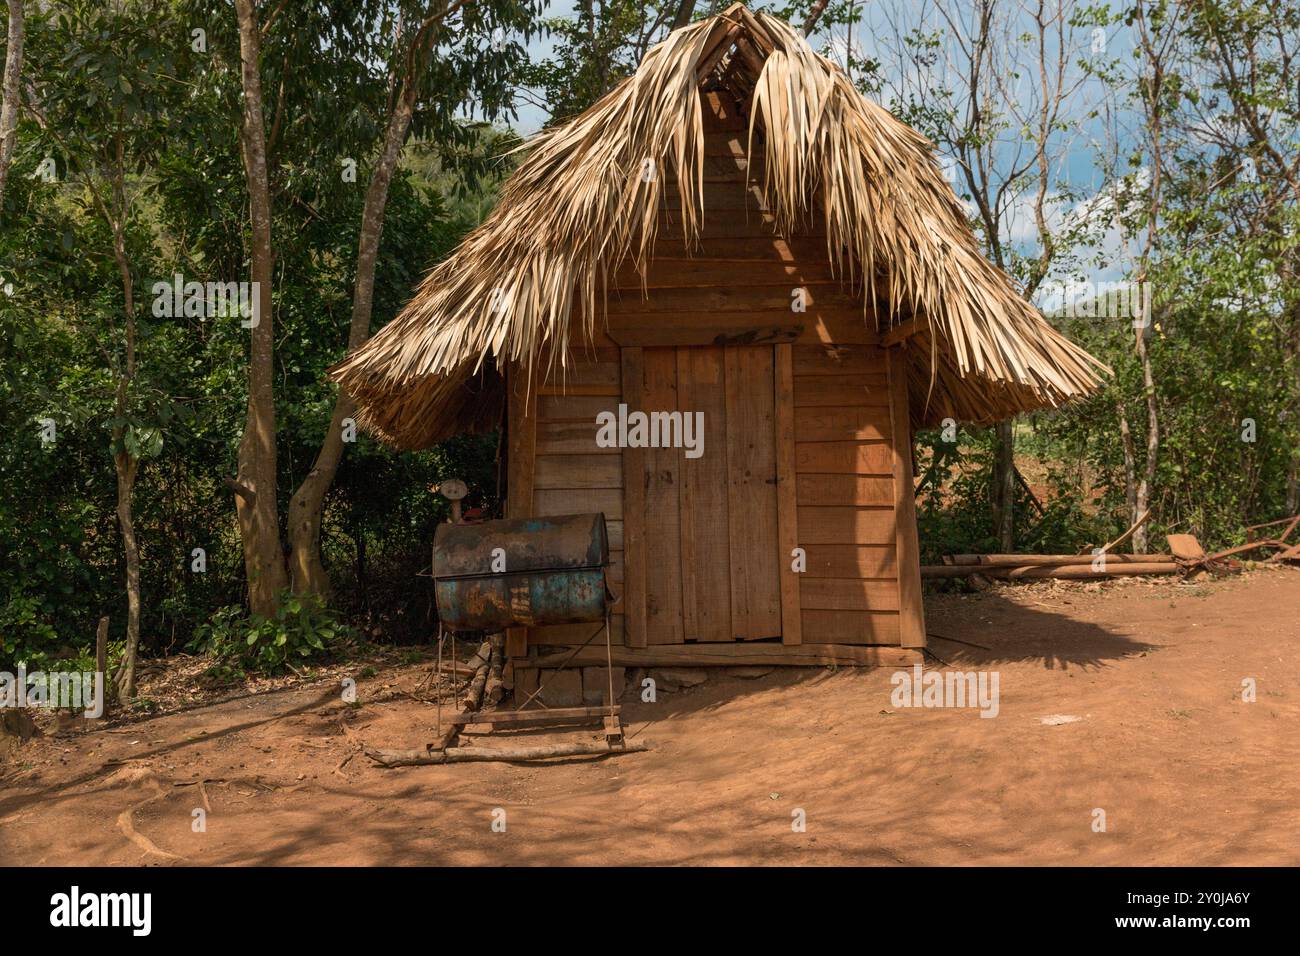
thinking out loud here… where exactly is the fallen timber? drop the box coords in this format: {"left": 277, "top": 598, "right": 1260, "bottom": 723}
{"left": 923, "top": 520, "right": 1300, "bottom": 580}
{"left": 942, "top": 553, "right": 1176, "bottom": 567}
{"left": 922, "top": 560, "right": 1178, "bottom": 580}
{"left": 365, "top": 740, "right": 648, "bottom": 768}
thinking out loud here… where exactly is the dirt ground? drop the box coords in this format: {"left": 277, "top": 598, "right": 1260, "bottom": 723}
{"left": 2, "top": 568, "right": 1297, "bottom": 866}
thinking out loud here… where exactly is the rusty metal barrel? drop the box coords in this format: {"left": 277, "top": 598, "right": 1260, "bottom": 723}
{"left": 432, "top": 513, "right": 612, "bottom": 632}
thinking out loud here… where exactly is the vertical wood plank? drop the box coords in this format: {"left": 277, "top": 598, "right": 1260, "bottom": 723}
{"left": 887, "top": 349, "right": 926, "bottom": 649}
{"left": 724, "top": 346, "right": 781, "bottom": 639}
{"left": 775, "top": 344, "right": 802, "bottom": 645}
{"left": 676, "top": 346, "right": 733, "bottom": 642}
{"left": 620, "top": 348, "right": 648, "bottom": 648}
{"left": 505, "top": 363, "right": 537, "bottom": 658}
{"left": 643, "top": 348, "right": 685, "bottom": 644}
{"left": 506, "top": 363, "right": 537, "bottom": 519}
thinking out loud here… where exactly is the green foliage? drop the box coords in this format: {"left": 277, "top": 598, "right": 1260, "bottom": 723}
{"left": 191, "top": 592, "right": 353, "bottom": 676}
{"left": 0, "top": 0, "right": 522, "bottom": 671}
{"left": 912, "top": 427, "right": 1109, "bottom": 562}
{"left": 0, "top": 595, "right": 60, "bottom": 667}
{"left": 2, "top": 0, "right": 1298, "bottom": 678}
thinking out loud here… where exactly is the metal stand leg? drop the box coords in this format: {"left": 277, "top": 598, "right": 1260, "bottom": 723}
{"left": 602, "top": 610, "right": 623, "bottom": 746}
{"left": 435, "top": 624, "right": 445, "bottom": 741}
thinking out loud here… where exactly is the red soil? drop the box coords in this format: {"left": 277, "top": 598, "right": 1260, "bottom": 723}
{"left": 2, "top": 568, "right": 1297, "bottom": 866}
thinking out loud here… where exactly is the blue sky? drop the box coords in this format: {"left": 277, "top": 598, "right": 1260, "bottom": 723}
{"left": 505, "top": 1, "right": 1142, "bottom": 296}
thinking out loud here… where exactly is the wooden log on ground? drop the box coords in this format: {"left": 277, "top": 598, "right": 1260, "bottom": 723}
{"left": 437, "top": 638, "right": 495, "bottom": 750}
{"left": 924, "top": 557, "right": 1179, "bottom": 578}
{"left": 983, "top": 562, "right": 1179, "bottom": 580}
{"left": 945, "top": 553, "right": 1176, "bottom": 567}
{"left": 465, "top": 638, "right": 493, "bottom": 671}
{"left": 461, "top": 637, "right": 494, "bottom": 710}
{"left": 462, "top": 665, "right": 489, "bottom": 711}
{"left": 365, "top": 740, "right": 649, "bottom": 768}
{"left": 485, "top": 634, "right": 505, "bottom": 704}
{"left": 431, "top": 723, "right": 462, "bottom": 753}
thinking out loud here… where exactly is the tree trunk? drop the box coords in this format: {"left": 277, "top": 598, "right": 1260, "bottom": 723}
{"left": 1118, "top": 402, "right": 1139, "bottom": 547}
{"left": 802, "top": 0, "right": 831, "bottom": 36}
{"left": 1129, "top": 0, "right": 1164, "bottom": 557}
{"left": 671, "top": 0, "right": 696, "bottom": 30}
{"left": 1133, "top": 329, "right": 1159, "bottom": 553}
{"left": 991, "top": 419, "right": 1016, "bottom": 551}
{"left": 106, "top": 194, "right": 142, "bottom": 697}
{"left": 234, "top": 0, "right": 288, "bottom": 615}
{"left": 0, "top": 0, "right": 24, "bottom": 214}
{"left": 286, "top": 37, "right": 425, "bottom": 597}
{"left": 1289, "top": 307, "right": 1300, "bottom": 515}
{"left": 112, "top": 452, "right": 141, "bottom": 698}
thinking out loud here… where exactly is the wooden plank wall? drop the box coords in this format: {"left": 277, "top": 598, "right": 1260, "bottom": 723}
{"left": 792, "top": 343, "right": 904, "bottom": 645}
{"left": 510, "top": 89, "right": 918, "bottom": 653}
{"left": 676, "top": 346, "right": 733, "bottom": 642}
{"left": 723, "top": 347, "right": 782, "bottom": 639}
{"left": 887, "top": 348, "right": 927, "bottom": 648}
{"left": 641, "top": 348, "right": 685, "bottom": 645}
{"left": 525, "top": 350, "right": 627, "bottom": 646}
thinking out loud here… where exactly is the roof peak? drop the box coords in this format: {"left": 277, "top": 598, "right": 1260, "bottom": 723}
{"left": 331, "top": 5, "right": 1106, "bottom": 449}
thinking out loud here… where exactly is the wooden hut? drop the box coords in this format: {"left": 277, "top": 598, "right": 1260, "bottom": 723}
{"left": 331, "top": 5, "right": 1105, "bottom": 669}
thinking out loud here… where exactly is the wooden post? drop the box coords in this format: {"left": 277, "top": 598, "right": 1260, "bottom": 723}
{"left": 774, "top": 344, "right": 802, "bottom": 645}
{"left": 505, "top": 364, "right": 536, "bottom": 659}
{"left": 93, "top": 616, "right": 109, "bottom": 718}
{"left": 620, "top": 347, "right": 648, "bottom": 648}
{"left": 886, "top": 349, "right": 926, "bottom": 648}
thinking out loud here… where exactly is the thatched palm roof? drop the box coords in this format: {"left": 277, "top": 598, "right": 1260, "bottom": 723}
{"left": 331, "top": 3, "right": 1106, "bottom": 450}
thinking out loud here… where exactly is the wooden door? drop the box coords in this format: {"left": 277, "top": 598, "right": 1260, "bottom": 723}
{"left": 625, "top": 344, "right": 782, "bottom": 643}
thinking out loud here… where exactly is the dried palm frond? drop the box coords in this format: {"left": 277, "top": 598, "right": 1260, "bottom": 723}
{"left": 330, "top": 3, "right": 1106, "bottom": 449}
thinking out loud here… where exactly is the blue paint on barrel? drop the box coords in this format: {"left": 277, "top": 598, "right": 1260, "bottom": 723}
{"left": 435, "top": 568, "right": 607, "bottom": 631}
{"left": 432, "top": 513, "right": 611, "bottom": 631}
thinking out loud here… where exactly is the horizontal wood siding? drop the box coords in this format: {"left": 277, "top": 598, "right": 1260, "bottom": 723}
{"left": 527, "top": 353, "right": 626, "bottom": 647}
{"left": 793, "top": 344, "right": 902, "bottom": 645}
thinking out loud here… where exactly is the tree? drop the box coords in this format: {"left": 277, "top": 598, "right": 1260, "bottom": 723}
{"left": 866, "top": 0, "right": 1092, "bottom": 550}
{"left": 215, "top": 0, "right": 542, "bottom": 610}
{"left": 23, "top": 0, "right": 190, "bottom": 695}
{"left": 228, "top": 0, "right": 288, "bottom": 617}
{"left": 1117, "top": 0, "right": 1184, "bottom": 552}
{"left": 1186, "top": 0, "right": 1300, "bottom": 512}
{"left": 286, "top": 0, "right": 541, "bottom": 598}
{"left": 0, "top": 0, "right": 23, "bottom": 212}
{"left": 523, "top": 1, "right": 688, "bottom": 119}
{"left": 1033, "top": 0, "right": 1296, "bottom": 549}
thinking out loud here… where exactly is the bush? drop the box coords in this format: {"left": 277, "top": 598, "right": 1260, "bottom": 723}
{"left": 0, "top": 593, "right": 61, "bottom": 669}
{"left": 190, "top": 592, "right": 353, "bottom": 676}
